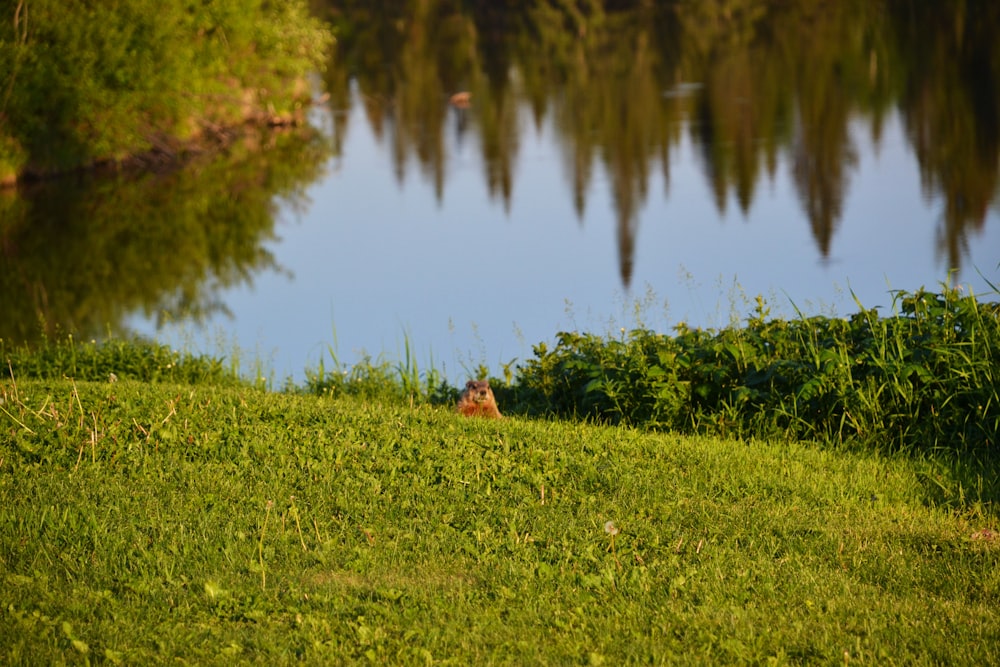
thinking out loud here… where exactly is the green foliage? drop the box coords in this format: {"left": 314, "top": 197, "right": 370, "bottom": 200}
{"left": 1, "top": 336, "right": 242, "bottom": 386}
{"left": 0, "top": 380, "right": 997, "bottom": 663}
{"left": 0, "top": 0, "right": 331, "bottom": 176}
{"left": 513, "top": 287, "right": 1000, "bottom": 457}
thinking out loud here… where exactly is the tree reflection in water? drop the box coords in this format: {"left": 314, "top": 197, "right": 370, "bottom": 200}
{"left": 3, "top": 1, "right": 998, "bottom": 352}
{"left": 317, "top": 0, "right": 999, "bottom": 284}
{"left": 0, "top": 127, "right": 332, "bottom": 344}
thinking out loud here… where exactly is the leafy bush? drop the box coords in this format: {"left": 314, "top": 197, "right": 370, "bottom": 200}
{"left": 512, "top": 287, "right": 1000, "bottom": 456}
{"left": 0, "top": 0, "right": 331, "bottom": 177}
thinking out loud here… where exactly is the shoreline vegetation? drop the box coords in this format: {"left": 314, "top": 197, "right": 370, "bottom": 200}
{"left": 0, "top": 0, "right": 331, "bottom": 186}
{"left": 5, "top": 286, "right": 997, "bottom": 461}
{"left": 2, "top": 288, "right": 999, "bottom": 663}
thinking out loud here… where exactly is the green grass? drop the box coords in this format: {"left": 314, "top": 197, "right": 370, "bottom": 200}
{"left": 2, "top": 376, "right": 998, "bottom": 664}
{"left": 0, "top": 334, "right": 244, "bottom": 387}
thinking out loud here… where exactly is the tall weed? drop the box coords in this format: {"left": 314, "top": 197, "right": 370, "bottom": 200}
{"left": 302, "top": 331, "right": 452, "bottom": 406}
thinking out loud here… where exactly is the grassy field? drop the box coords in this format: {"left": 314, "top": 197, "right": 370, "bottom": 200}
{"left": 2, "top": 374, "right": 998, "bottom": 664}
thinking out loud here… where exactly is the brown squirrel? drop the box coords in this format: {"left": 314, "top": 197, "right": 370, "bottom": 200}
{"left": 456, "top": 379, "right": 502, "bottom": 419}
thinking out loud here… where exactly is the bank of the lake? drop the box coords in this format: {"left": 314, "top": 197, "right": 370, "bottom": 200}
{"left": 0, "top": 0, "right": 330, "bottom": 184}
{"left": 6, "top": 287, "right": 996, "bottom": 460}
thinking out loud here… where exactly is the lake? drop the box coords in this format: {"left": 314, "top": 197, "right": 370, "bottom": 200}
{"left": 3, "top": 1, "right": 998, "bottom": 385}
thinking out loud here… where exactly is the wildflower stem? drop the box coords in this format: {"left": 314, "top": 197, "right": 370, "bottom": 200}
{"left": 259, "top": 500, "right": 273, "bottom": 590}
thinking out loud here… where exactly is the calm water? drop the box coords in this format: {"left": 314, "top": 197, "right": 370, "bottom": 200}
{"left": 4, "top": 2, "right": 999, "bottom": 384}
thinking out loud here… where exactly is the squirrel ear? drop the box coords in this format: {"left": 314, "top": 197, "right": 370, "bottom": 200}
{"left": 466, "top": 380, "right": 475, "bottom": 388}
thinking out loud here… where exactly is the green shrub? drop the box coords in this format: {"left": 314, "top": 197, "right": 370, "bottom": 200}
{"left": 0, "top": 0, "right": 330, "bottom": 176}
{"left": 513, "top": 287, "right": 1000, "bottom": 456}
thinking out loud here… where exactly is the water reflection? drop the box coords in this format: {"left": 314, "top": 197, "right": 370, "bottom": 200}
{"left": 317, "top": 0, "right": 999, "bottom": 284}
{"left": 3, "top": 0, "right": 998, "bottom": 377}
{"left": 0, "top": 128, "right": 332, "bottom": 344}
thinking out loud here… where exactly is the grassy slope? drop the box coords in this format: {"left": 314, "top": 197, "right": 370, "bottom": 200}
{"left": 1, "top": 379, "right": 998, "bottom": 665}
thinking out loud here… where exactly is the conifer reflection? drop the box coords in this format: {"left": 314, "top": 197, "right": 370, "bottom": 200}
{"left": 319, "top": 0, "right": 999, "bottom": 280}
